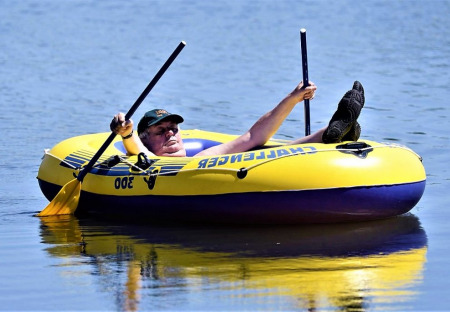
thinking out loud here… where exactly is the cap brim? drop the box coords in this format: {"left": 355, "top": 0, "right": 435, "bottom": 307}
{"left": 148, "top": 114, "right": 184, "bottom": 126}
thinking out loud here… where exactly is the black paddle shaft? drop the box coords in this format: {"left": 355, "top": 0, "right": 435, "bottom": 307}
{"left": 300, "top": 29, "right": 310, "bottom": 136}
{"left": 77, "top": 41, "right": 186, "bottom": 182}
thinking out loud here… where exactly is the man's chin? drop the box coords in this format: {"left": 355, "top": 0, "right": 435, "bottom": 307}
{"left": 160, "top": 146, "right": 186, "bottom": 157}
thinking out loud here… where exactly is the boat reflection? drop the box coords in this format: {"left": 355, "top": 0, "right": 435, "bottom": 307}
{"left": 40, "top": 214, "right": 427, "bottom": 311}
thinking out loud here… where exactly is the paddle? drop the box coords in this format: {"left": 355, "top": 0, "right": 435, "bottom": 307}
{"left": 300, "top": 28, "right": 310, "bottom": 136}
{"left": 38, "top": 41, "right": 186, "bottom": 217}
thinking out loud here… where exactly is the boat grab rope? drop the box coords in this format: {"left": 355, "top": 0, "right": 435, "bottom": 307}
{"left": 243, "top": 142, "right": 422, "bottom": 172}
{"left": 43, "top": 149, "right": 78, "bottom": 169}
{"left": 43, "top": 149, "right": 150, "bottom": 174}
{"left": 44, "top": 142, "right": 421, "bottom": 180}
{"left": 238, "top": 145, "right": 368, "bottom": 174}
{"left": 113, "top": 156, "right": 156, "bottom": 174}
{"left": 119, "top": 142, "right": 421, "bottom": 180}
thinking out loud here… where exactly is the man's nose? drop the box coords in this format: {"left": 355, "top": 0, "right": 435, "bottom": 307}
{"left": 166, "top": 129, "right": 175, "bottom": 137}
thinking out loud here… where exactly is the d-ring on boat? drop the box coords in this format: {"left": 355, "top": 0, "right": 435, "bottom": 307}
{"left": 37, "top": 129, "right": 426, "bottom": 224}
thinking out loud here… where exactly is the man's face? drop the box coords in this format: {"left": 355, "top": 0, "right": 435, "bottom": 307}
{"left": 142, "top": 120, "right": 186, "bottom": 157}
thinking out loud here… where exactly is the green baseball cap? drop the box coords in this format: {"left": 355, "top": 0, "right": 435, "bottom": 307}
{"left": 137, "top": 109, "right": 184, "bottom": 134}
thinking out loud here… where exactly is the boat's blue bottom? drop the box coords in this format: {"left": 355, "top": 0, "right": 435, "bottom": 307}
{"left": 38, "top": 179, "right": 426, "bottom": 224}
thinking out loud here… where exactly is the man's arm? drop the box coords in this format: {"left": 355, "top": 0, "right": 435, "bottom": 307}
{"left": 196, "top": 81, "right": 316, "bottom": 156}
{"left": 110, "top": 113, "right": 155, "bottom": 156}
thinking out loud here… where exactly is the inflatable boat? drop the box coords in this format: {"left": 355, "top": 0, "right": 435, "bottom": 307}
{"left": 37, "top": 129, "right": 426, "bottom": 224}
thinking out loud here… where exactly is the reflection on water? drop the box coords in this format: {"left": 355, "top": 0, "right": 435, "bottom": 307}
{"left": 40, "top": 215, "right": 427, "bottom": 311}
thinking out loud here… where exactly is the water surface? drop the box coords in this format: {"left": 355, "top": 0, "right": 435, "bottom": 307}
{"left": 0, "top": 0, "right": 449, "bottom": 311}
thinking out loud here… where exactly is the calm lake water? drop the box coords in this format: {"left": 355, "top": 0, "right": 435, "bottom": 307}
{"left": 1, "top": 0, "right": 449, "bottom": 311}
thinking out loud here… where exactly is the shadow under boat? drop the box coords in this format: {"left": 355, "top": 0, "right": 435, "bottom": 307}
{"left": 40, "top": 212, "right": 426, "bottom": 258}
{"left": 39, "top": 213, "right": 428, "bottom": 311}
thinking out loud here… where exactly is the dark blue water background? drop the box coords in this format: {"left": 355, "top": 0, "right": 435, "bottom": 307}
{"left": 0, "top": 0, "right": 449, "bottom": 311}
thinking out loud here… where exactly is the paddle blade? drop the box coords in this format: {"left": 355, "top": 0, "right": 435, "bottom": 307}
{"left": 38, "top": 179, "right": 82, "bottom": 217}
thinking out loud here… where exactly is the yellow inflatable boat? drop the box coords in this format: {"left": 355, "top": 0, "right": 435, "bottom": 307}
{"left": 37, "top": 129, "right": 426, "bottom": 224}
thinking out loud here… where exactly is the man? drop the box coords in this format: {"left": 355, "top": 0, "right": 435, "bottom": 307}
{"left": 110, "top": 81, "right": 364, "bottom": 157}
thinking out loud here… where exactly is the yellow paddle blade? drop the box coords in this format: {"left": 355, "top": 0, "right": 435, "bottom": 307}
{"left": 38, "top": 179, "right": 82, "bottom": 217}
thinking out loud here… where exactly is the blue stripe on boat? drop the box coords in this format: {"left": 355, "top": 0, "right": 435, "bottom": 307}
{"left": 38, "top": 179, "right": 425, "bottom": 224}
